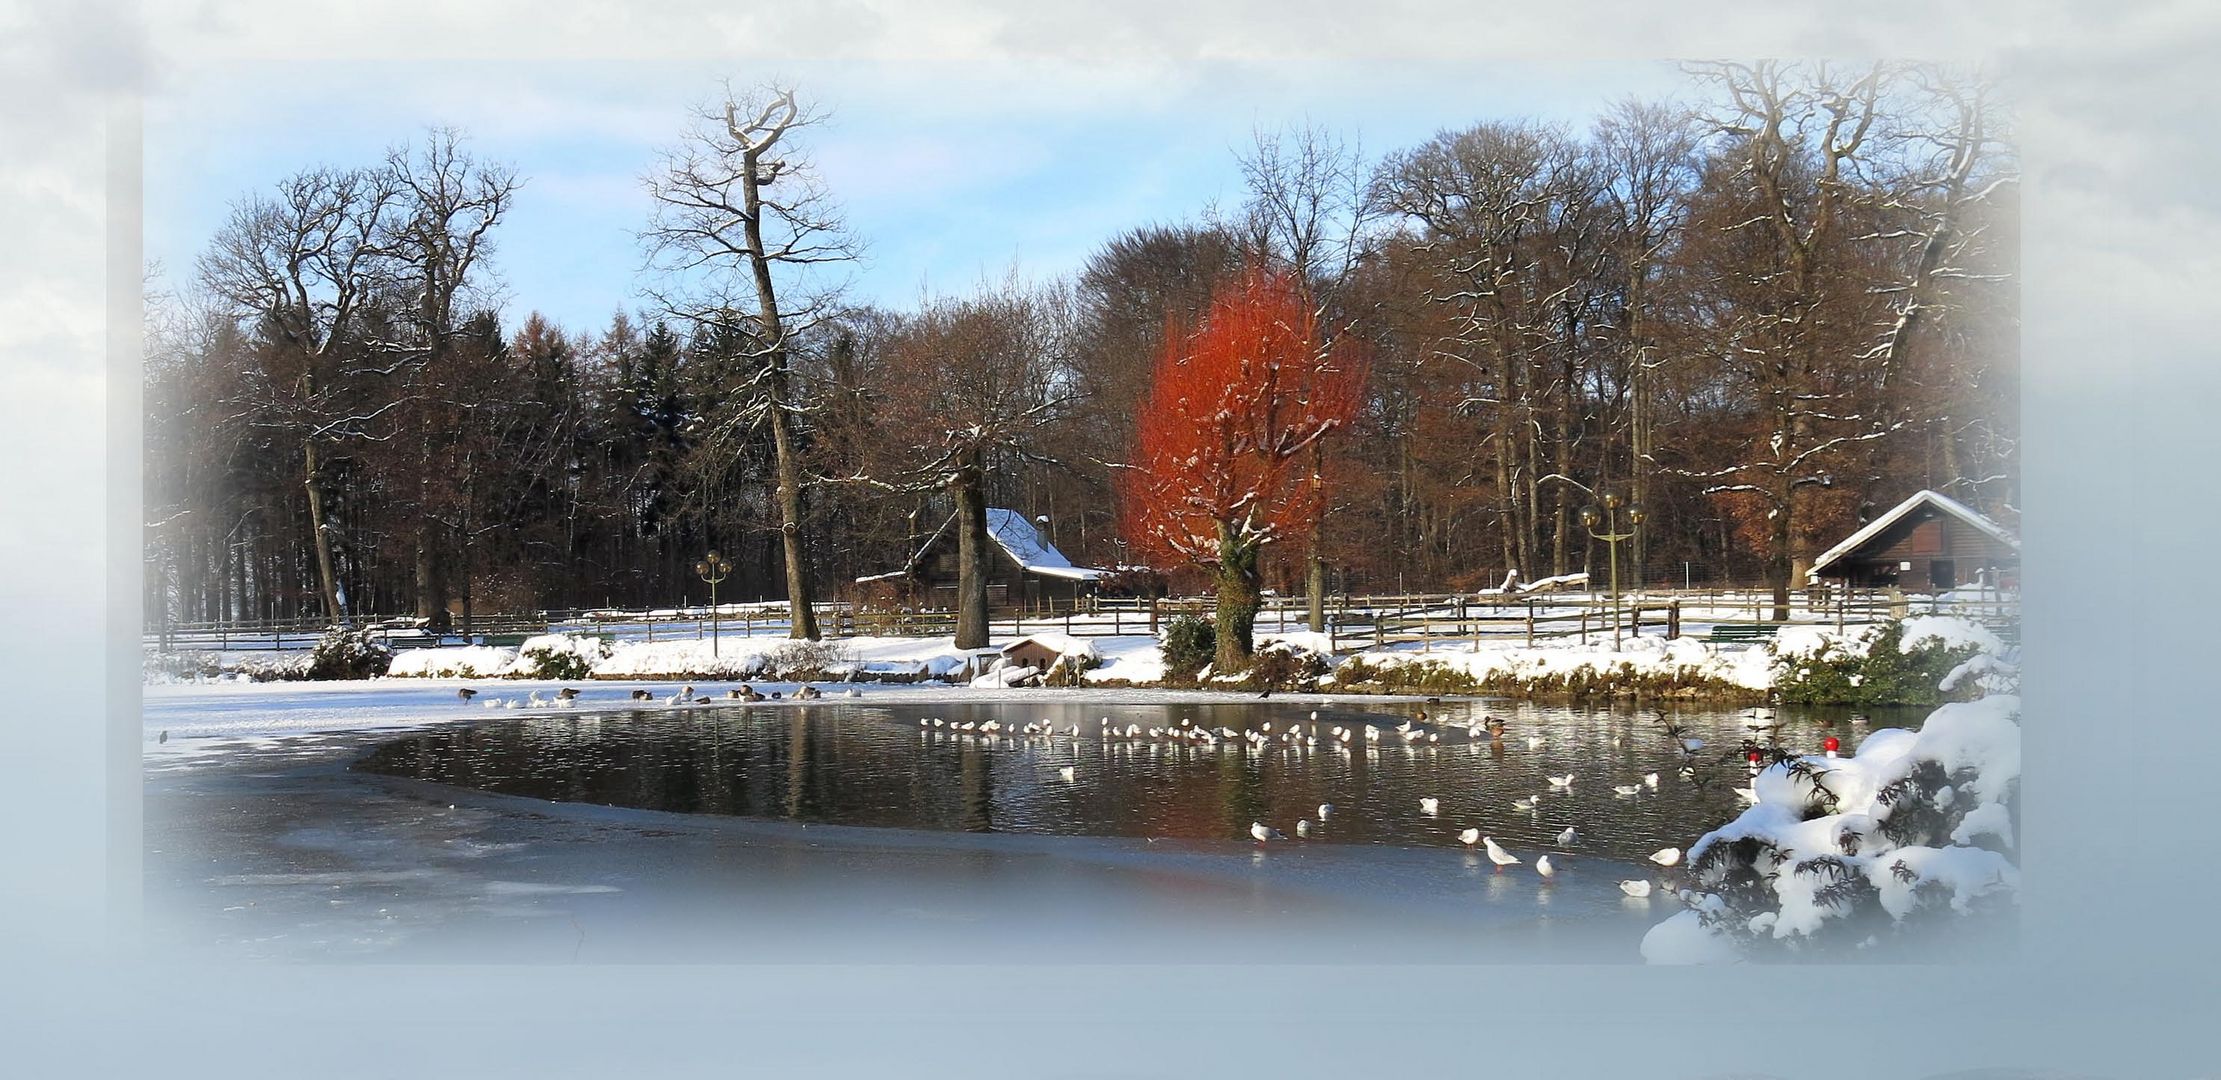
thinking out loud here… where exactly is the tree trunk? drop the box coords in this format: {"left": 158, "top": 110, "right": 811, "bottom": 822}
{"left": 1307, "top": 441, "right": 1326, "bottom": 633}
{"left": 1770, "top": 480, "right": 1793, "bottom": 623}
{"left": 740, "top": 134, "right": 820, "bottom": 641}
{"left": 952, "top": 454, "right": 990, "bottom": 650}
{"left": 302, "top": 438, "right": 344, "bottom": 623}
{"left": 1214, "top": 522, "right": 1262, "bottom": 671}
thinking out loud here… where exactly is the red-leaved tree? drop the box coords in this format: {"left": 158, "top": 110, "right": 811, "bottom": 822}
{"left": 1120, "top": 268, "right": 1368, "bottom": 671}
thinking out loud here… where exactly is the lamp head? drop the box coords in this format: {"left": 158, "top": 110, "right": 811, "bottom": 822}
{"left": 1580, "top": 505, "right": 1601, "bottom": 528}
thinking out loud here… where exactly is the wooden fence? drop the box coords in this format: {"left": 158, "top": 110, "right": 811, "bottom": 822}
{"left": 146, "top": 585, "right": 2016, "bottom": 654}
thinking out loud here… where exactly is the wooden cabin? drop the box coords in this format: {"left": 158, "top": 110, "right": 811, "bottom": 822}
{"left": 1806, "top": 490, "right": 2019, "bottom": 591}
{"left": 857, "top": 508, "right": 1109, "bottom": 613}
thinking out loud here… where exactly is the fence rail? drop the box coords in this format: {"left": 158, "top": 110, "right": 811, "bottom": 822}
{"left": 146, "top": 584, "right": 2016, "bottom": 655}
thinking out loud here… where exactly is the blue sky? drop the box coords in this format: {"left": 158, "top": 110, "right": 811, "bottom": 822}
{"left": 146, "top": 57, "right": 1690, "bottom": 335}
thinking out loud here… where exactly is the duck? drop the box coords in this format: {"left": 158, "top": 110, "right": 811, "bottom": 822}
{"left": 557, "top": 687, "right": 581, "bottom": 701}
{"left": 1619, "top": 880, "right": 1653, "bottom": 898}
{"left": 630, "top": 689, "right": 653, "bottom": 701}
{"left": 456, "top": 687, "right": 478, "bottom": 702}
{"left": 1482, "top": 836, "right": 1521, "bottom": 869}
{"left": 1649, "top": 847, "right": 1682, "bottom": 867}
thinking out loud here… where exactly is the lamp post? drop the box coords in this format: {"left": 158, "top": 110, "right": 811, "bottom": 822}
{"left": 1579, "top": 493, "right": 1645, "bottom": 651}
{"left": 695, "top": 549, "right": 732, "bottom": 656}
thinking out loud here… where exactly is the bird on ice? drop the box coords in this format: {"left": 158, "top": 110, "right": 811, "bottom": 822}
{"left": 1619, "top": 880, "right": 1653, "bottom": 898}
{"left": 1556, "top": 826, "right": 1579, "bottom": 846}
{"left": 1643, "top": 772, "right": 1660, "bottom": 788}
{"left": 1459, "top": 827, "right": 1481, "bottom": 848}
{"left": 158, "top": 730, "right": 168, "bottom": 744}
{"left": 456, "top": 687, "right": 478, "bottom": 702}
{"left": 1296, "top": 819, "right": 1312, "bottom": 838}
{"left": 1482, "top": 836, "right": 1521, "bottom": 870}
{"left": 1536, "top": 854, "right": 1557, "bottom": 880}
{"left": 1250, "top": 822, "right": 1286, "bottom": 843}
{"left": 1419, "top": 796, "right": 1440, "bottom": 816}
{"left": 1649, "top": 847, "right": 1682, "bottom": 867}
{"left": 1317, "top": 803, "right": 1334, "bottom": 820}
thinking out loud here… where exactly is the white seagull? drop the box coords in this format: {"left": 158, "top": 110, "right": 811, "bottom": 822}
{"left": 1649, "top": 847, "right": 1682, "bottom": 867}
{"left": 1458, "top": 827, "right": 1481, "bottom": 847}
{"left": 1556, "top": 826, "right": 1580, "bottom": 847}
{"left": 1059, "top": 766, "right": 1076, "bottom": 782}
{"left": 1296, "top": 819, "right": 1312, "bottom": 838}
{"left": 1317, "top": 803, "right": 1334, "bottom": 820}
{"left": 1643, "top": 771, "right": 1661, "bottom": 788}
{"left": 1613, "top": 784, "right": 1643, "bottom": 796}
{"left": 1619, "top": 880, "right": 1653, "bottom": 898}
{"left": 1250, "top": 822, "right": 1285, "bottom": 843}
{"left": 1536, "top": 854, "right": 1557, "bottom": 879}
{"left": 1547, "top": 774, "right": 1574, "bottom": 788}
{"left": 1482, "top": 836, "right": 1521, "bottom": 869}
{"left": 1419, "top": 797, "right": 1440, "bottom": 816}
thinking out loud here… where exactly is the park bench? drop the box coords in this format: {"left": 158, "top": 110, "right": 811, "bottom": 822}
{"left": 1706, "top": 622, "right": 1783, "bottom": 644}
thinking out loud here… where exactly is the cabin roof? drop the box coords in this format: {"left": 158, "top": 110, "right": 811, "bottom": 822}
{"left": 1806, "top": 489, "right": 2019, "bottom": 582}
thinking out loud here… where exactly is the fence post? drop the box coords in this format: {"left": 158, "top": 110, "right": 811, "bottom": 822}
{"left": 1668, "top": 600, "right": 1681, "bottom": 640}
{"left": 1525, "top": 601, "right": 1535, "bottom": 646}
{"left": 1149, "top": 597, "right": 1160, "bottom": 635}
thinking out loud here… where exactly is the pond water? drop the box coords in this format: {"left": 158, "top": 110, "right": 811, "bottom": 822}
{"left": 353, "top": 697, "right": 1923, "bottom": 866}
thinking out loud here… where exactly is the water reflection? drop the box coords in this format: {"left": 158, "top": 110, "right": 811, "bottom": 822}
{"left": 354, "top": 698, "right": 1923, "bottom": 866}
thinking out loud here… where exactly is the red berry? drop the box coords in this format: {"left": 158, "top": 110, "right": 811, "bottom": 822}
{"left": 1822, "top": 736, "right": 1841, "bottom": 753}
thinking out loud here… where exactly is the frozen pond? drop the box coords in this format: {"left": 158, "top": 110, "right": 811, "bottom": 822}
{"left": 354, "top": 697, "right": 1921, "bottom": 866}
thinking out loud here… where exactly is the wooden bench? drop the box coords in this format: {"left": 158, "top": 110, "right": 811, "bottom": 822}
{"left": 1706, "top": 622, "right": 1783, "bottom": 644}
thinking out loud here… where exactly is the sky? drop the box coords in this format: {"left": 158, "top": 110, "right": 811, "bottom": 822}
{"left": 145, "top": 56, "right": 1692, "bottom": 335}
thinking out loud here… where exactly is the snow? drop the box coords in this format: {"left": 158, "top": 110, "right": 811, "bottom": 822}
{"left": 859, "top": 507, "right": 1109, "bottom": 583}
{"left": 1337, "top": 632, "right": 1778, "bottom": 692}
{"left": 1644, "top": 693, "right": 2021, "bottom": 959}
{"left": 385, "top": 645, "right": 515, "bottom": 679}
{"left": 1638, "top": 910, "right": 1745, "bottom": 965}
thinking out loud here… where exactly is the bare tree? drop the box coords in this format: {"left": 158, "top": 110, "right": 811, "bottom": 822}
{"left": 199, "top": 166, "right": 400, "bottom": 622}
{"left": 826, "top": 277, "right": 1077, "bottom": 649}
{"left": 381, "top": 128, "right": 520, "bottom": 623}
{"left": 645, "top": 82, "right": 858, "bottom": 639}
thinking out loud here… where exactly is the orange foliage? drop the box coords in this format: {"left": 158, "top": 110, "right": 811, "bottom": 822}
{"left": 1118, "top": 268, "right": 1370, "bottom": 568}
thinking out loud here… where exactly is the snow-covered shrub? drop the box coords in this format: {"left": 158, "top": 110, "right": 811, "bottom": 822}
{"left": 1771, "top": 619, "right": 1988, "bottom": 707}
{"left": 765, "top": 638, "right": 857, "bottom": 681}
{"left": 1042, "top": 647, "right": 1102, "bottom": 688}
{"left": 1325, "top": 656, "right": 1480, "bottom": 696}
{"left": 1642, "top": 693, "right": 2021, "bottom": 963}
{"left": 511, "top": 633, "right": 612, "bottom": 680}
{"left": 1158, "top": 615, "right": 1216, "bottom": 683}
{"left": 385, "top": 645, "right": 516, "bottom": 679}
{"left": 1246, "top": 638, "right": 1333, "bottom": 691}
{"left": 302, "top": 625, "right": 393, "bottom": 680}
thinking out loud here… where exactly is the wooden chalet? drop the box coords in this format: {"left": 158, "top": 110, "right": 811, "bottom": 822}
{"left": 857, "top": 508, "right": 1109, "bottom": 612}
{"left": 1805, "top": 490, "right": 2019, "bottom": 591}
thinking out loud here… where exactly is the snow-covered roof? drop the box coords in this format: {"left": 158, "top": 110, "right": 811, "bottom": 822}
{"left": 853, "top": 507, "right": 1109, "bottom": 584}
{"left": 1806, "top": 490, "right": 2019, "bottom": 582}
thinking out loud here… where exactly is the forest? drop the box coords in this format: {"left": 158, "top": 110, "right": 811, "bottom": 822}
{"left": 142, "top": 61, "right": 2018, "bottom": 638}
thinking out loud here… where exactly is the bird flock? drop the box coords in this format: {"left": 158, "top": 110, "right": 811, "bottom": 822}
{"left": 447, "top": 681, "right": 1804, "bottom": 901}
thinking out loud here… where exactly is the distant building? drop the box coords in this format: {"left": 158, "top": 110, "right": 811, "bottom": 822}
{"left": 857, "top": 508, "right": 1109, "bottom": 612}
{"left": 1805, "top": 490, "right": 2019, "bottom": 591}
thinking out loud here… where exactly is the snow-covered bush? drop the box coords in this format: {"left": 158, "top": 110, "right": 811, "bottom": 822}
{"left": 302, "top": 625, "right": 393, "bottom": 680}
{"left": 1158, "top": 615, "right": 1216, "bottom": 683}
{"left": 765, "top": 638, "right": 857, "bottom": 681}
{"left": 385, "top": 645, "right": 516, "bottom": 679}
{"left": 1245, "top": 637, "right": 1333, "bottom": 691}
{"left": 511, "top": 633, "right": 612, "bottom": 680}
{"left": 1771, "top": 618, "right": 1994, "bottom": 707}
{"left": 1642, "top": 692, "right": 2021, "bottom": 963}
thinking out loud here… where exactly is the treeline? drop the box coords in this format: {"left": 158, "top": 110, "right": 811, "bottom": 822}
{"left": 144, "top": 62, "right": 2017, "bottom": 629}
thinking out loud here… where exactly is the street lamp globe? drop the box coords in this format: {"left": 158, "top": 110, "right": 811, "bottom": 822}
{"left": 1580, "top": 505, "right": 1601, "bottom": 529}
